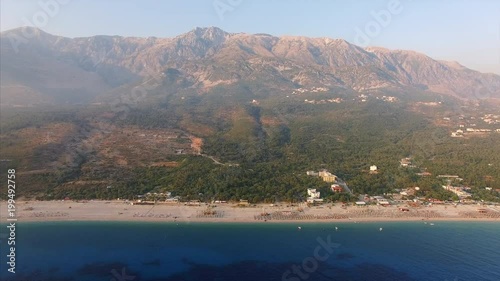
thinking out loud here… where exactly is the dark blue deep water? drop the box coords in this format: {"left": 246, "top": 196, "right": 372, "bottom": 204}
{"left": 1, "top": 221, "right": 499, "bottom": 281}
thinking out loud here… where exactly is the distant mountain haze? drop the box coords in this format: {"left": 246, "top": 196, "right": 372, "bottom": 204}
{"left": 1, "top": 26, "right": 499, "bottom": 106}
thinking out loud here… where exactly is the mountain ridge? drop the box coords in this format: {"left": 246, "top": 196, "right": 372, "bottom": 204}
{"left": 1, "top": 26, "right": 499, "bottom": 106}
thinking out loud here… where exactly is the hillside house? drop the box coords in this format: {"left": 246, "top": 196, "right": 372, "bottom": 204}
{"left": 307, "top": 188, "right": 323, "bottom": 203}
{"left": 331, "top": 184, "right": 343, "bottom": 193}
{"left": 400, "top": 158, "right": 413, "bottom": 167}
{"left": 238, "top": 200, "right": 250, "bottom": 207}
{"left": 307, "top": 169, "right": 337, "bottom": 183}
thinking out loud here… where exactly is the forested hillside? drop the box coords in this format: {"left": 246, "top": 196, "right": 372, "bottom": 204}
{"left": 1, "top": 88, "right": 499, "bottom": 203}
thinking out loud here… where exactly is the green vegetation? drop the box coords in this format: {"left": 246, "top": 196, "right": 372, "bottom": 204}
{"left": 1, "top": 90, "right": 499, "bottom": 203}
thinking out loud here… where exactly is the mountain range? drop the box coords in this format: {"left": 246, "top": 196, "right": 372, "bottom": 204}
{"left": 1, "top": 26, "right": 500, "bottom": 106}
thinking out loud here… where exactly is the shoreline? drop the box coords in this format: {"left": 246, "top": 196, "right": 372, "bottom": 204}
{"left": 9, "top": 217, "right": 500, "bottom": 224}
{"left": 2, "top": 200, "right": 499, "bottom": 224}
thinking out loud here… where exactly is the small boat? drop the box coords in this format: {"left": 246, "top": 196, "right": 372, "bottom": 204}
{"left": 298, "top": 226, "right": 302, "bottom": 230}
{"left": 379, "top": 227, "right": 383, "bottom": 231}
{"left": 335, "top": 226, "right": 338, "bottom": 231}
{"left": 429, "top": 223, "right": 434, "bottom": 226}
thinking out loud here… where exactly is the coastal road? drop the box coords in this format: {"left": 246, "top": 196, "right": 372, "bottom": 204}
{"left": 200, "top": 154, "right": 224, "bottom": 165}
{"left": 200, "top": 153, "right": 239, "bottom": 167}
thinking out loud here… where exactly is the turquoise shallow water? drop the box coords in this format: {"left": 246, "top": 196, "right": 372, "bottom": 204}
{"left": 0, "top": 221, "right": 499, "bottom": 281}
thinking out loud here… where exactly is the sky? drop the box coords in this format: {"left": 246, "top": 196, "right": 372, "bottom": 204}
{"left": 1, "top": 0, "right": 499, "bottom": 74}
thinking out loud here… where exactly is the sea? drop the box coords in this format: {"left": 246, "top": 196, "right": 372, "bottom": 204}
{"left": 0, "top": 221, "right": 499, "bottom": 281}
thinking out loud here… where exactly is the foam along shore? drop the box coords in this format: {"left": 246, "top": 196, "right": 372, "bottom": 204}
{"left": 2, "top": 200, "right": 500, "bottom": 223}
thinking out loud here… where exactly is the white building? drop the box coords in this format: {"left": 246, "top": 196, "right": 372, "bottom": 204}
{"left": 400, "top": 157, "right": 413, "bottom": 167}
{"left": 307, "top": 188, "right": 323, "bottom": 203}
{"left": 307, "top": 189, "right": 320, "bottom": 198}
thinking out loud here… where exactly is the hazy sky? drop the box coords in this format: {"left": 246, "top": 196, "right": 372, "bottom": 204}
{"left": 1, "top": 0, "right": 499, "bottom": 74}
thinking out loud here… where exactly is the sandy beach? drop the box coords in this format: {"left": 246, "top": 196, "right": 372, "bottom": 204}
{"left": 2, "top": 200, "right": 500, "bottom": 223}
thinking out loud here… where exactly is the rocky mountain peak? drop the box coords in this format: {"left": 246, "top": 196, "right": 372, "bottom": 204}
{"left": 181, "top": 27, "right": 229, "bottom": 44}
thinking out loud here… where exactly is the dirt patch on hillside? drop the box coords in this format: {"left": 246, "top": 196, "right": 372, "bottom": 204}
{"left": 86, "top": 122, "right": 200, "bottom": 167}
